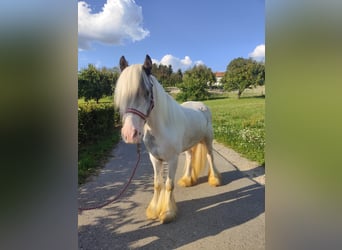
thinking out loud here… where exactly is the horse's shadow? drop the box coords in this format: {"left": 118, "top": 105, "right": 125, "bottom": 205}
{"left": 78, "top": 169, "right": 264, "bottom": 249}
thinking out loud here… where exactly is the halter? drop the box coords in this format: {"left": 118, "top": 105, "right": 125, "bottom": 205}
{"left": 125, "top": 79, "right": 154, "bottom": 122}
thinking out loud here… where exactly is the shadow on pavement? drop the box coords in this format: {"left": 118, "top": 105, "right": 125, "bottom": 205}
{"left": 79, "top": 170, "right": 264, "bottom": 249}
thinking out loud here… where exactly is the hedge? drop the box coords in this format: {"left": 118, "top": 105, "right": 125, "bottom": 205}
{"left": 78, "top": 103, "right": 117, "bottom": 145}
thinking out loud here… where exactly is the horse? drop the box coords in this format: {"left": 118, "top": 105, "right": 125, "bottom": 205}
{"left": 114, "top": 54, "right": 221, "bottom": 223}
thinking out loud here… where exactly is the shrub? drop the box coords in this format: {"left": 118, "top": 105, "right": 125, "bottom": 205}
{"left": 176, "top": 65, "right": 213, "bottom": 102}
{"left": 78, "top": 103, "right": 115, "bottom": 145}
{"left": 176, "top": 78, "right": 211, "bottom": 102}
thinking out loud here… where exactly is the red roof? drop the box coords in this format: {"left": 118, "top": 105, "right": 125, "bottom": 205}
{"left": 215, "top": 72, "right": 225, "bottom": 77}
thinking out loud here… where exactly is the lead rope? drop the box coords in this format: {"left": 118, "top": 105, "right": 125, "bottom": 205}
{"left": 78, "top": 143, "right": 141, "bottom": 214}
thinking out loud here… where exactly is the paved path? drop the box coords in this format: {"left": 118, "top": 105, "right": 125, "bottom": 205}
{"left": 78, "top": 141, "right": 265, "bottom": 249}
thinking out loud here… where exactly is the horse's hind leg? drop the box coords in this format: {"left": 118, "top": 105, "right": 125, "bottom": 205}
{"left": 178, "top": 150, "right": 195, "bottom": 187}
{"left": 205, "top": 140, "right": 221, "bottom": 186}
{"left": 146, "top": 154, "right": 164, "bottom": 220}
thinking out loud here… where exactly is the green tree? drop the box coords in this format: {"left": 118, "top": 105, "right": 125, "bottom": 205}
{"left": 170, "top": 69, "right": 183, "bottom": 86}
{"left": 151, "top": 63, "right": 176, "bottom": 87}
{"left": 177, "top": 64, "right": 215, "bottom": 101}
{"left": 99, "top": 66, "right": 120, "bottom": 95}
{"left": 222, "top": 58, "right": 265, "bottom": 98}
{"left": 78, "top": 64, "right": 119, "bottom": 103}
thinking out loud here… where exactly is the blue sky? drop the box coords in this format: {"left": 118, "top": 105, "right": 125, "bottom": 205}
{"left": 78, "top": 0, "right": 265, "bottom": 72}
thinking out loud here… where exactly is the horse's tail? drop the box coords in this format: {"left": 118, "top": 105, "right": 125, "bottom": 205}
{"left": 191, "top": 141, "right": 208, "bottom": 183}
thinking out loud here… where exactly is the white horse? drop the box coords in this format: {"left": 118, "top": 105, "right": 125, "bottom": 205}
{"left": 114, "top": 55, "right": 221, "bottom": 223}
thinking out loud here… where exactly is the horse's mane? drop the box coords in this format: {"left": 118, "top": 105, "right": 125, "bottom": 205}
{"left": 114, "top": 64, "right": 185, "bottom": 127}
{"left": 150, "top": 75, "right": 186, "bottom": 127}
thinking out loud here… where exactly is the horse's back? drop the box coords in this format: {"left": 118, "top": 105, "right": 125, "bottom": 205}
{"left": 181, "top": 101, "right": 212, "bottom": 120}
{"left": 180, "top": 101, "right": 214, "bottom": 151}
{"left": 181, "top": 101, "right": 207, "bottom": 110}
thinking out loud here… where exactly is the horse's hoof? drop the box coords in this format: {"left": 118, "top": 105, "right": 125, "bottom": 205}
{"left": 208, "top": 175, "right": 221, "bottom": 187}
{"left": 178, "top": 176, "right": 196, "bottom": 187}
{"left": 159, "top": 211, "right": 176, "bottom": 224}
{"left": 178, "top": 177, "right": 191, "bottom": 187}
{"left": 146, "top": 206, "right": 159, "bottom": 220}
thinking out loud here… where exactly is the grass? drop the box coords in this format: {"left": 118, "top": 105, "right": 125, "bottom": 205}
{"left": 204, "top": 95, "right": 265, "bottom": 165}
{"left": 78, "top": 96, "right": 113, "bottom": 104}
{"left": 78, "top": 128, "right": 120, "bottom": 184}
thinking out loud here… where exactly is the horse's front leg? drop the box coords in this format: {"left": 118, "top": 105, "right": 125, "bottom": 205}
{"left": 157, "top": 156, "right": 178, "bottom": 224}
{"left": 146, "top": 154, "right": 164, "bottom": 220}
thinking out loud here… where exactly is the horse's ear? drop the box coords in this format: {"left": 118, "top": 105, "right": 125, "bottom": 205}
{"left": 143, "top": 54, "right": 152, "bottom": 75}
{"left": 120, "top": 56, "right": 128, "bottom": 72}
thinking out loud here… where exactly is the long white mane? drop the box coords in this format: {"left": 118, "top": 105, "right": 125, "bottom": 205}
{"left": 150, "top": 75, "right": 186, "bottom": 127}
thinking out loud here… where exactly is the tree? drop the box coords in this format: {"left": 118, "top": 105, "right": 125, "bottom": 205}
{"left": 222, "top": 58, "right": 265, "bottom": 98}
{"left": 99, "top": 66, "right": 120, "bottom": 95}
{"left": 78, "top": 64, "right": 119, "bottom": 103}
{"left": 151, "top": 63, "right": 177, "bottom": 87}
{"left": 170, "top": 69, "right": 183, "bottom": 86}
{"left": 177, "top": 64, "right": 215, "bottom": 101}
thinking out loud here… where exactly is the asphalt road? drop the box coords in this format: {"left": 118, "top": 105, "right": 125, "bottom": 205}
{"left": 78, "top": 141, "right": 265, "bottom": 249}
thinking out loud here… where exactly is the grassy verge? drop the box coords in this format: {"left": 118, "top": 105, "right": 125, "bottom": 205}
{"left": 204, "top": 96, "right": 265, "bottom": 165}
{"left": 78, "top": 96, "right": 113, "bottom": 104}
{"left": 78, "top": 128, "right": 120, "bottom": 184}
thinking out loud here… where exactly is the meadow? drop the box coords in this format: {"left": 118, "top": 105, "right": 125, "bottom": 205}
{"left": 204, "top": 96, "right": 265, "bottom": 165}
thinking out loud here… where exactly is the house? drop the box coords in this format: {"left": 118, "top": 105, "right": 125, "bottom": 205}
{"left": 214, "top": 72, "right": 225, "bottom": 86}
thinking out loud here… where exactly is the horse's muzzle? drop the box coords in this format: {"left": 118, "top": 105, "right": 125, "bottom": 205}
{"left": 121, "top": 115, "right": 144, "bottom": 144}
{"left": 121, "top": 128, "right": 142, "bottom": 144}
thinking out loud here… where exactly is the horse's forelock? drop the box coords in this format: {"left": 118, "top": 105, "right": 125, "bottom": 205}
{"left": 114, "top": 64, "right": 146, "bottom": 113}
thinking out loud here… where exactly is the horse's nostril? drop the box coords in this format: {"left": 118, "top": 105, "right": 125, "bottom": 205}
{"left": 133, "top": 129, "right": 138, "bottom": 138}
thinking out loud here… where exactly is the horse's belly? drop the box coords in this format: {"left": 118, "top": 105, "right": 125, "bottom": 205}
{"left": 181, "top": 127, "right": 207, "bottom": 151}
{"left": 177, "top": 107, "right": 210, "bottom": 151}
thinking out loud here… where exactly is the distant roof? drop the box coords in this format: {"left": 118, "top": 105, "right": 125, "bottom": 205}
{"left": 215, "top": 72, "right": 225, "bottom": 77}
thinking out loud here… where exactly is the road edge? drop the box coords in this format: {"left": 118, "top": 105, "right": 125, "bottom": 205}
{"left": 213, "top": 140, "right": 265, "bottom": 185}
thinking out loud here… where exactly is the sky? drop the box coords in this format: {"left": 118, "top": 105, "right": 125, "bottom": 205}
{"left": 78, "top": 0, "right": 265, "bottom": 72}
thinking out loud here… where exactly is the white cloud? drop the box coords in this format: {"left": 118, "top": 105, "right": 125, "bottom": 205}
{"left": 152, "top": 54, "right": 204, "bottom": 72}
{"left": 78, "top": 0, "right": 150, "bottom": 50}
{"left": 194, "top": 60, "right": 205, "bottom": 66}
{"left": 249, "top": 44, "right": 265, "bottom": 61}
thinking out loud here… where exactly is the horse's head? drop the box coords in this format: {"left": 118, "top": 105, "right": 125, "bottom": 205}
{"left": 114, "top": 55, "right": 154, "bottom": 144}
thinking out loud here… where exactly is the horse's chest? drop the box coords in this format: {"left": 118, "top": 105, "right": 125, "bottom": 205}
{"left": 143, "top": 131, "right": 164, "bottom": 160}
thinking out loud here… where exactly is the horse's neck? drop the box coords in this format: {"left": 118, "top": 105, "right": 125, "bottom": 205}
{"left": 146, "top": 81, "right": 186, "bottom": 135}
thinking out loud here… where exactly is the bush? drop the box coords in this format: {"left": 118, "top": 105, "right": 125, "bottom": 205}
{"left": 78, "top": 103, "right": 116, "bottom": 145}
{"left": 176, "top": 78, "right": 211, "bottom": 102}
{"left": 175, "top": 65, "right": 214, "bottom": 102}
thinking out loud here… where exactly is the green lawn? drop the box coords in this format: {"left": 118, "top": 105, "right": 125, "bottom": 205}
{"left": 204, "top": 96, "right": 265, "bottom": 165}
{"left": 78, "top": 96, "right": 113, "bottom": 104}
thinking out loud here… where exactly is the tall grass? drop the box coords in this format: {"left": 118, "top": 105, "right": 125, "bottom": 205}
{"left": 204, "top": 97, "right": 265, "bottom": 165}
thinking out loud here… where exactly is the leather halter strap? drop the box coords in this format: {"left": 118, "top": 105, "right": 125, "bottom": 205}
{"left": 125, "top": 82, "right": 154, "bottom": 121}
{"left": 126, "top": 108, "right": 148, "bottom": 121}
